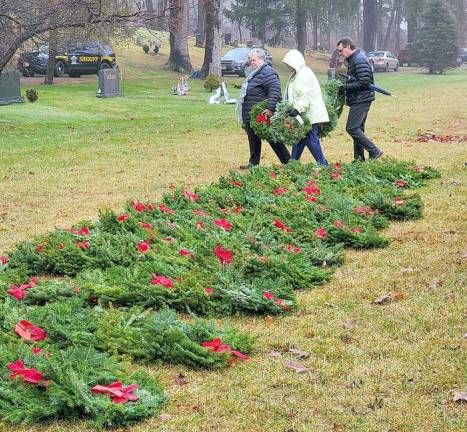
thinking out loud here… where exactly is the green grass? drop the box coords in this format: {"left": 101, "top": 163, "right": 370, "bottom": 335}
{"left": 0, "top": 44, "right": 466, "bottom": 431}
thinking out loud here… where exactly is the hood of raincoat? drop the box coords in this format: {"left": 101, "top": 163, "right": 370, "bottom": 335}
{"left": 282, "top": 49, "right": 330, "bottom": 125}
{"left": 282, "top": 49, "right": 306, "bottom": 73}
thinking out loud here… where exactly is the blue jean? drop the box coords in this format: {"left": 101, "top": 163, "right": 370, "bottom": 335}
{"left": 291, "top": 123, "right": 328, "bottom": 165}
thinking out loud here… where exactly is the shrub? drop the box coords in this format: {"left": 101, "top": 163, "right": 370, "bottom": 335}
{"left": 153, "top": 46, "right": 159, "bottom": 55}
{"left": 25, "top": 89, "right": 38, "bottom": 103}
{"left": 204, "top": 73, "right": 220, "bottom": 92}
{"left": 142, "top": 45, "right": 149, "bottom": 54}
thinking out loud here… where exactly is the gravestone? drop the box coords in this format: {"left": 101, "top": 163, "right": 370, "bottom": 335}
{"left": 0, "top": 71, "right": 24, "bottom": 106}
{"left": 96, "top": 68, "right": 122, "bottom": 98}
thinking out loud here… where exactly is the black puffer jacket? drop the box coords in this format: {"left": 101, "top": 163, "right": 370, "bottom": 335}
{"left": 242, "top": 64, "right": 281, "bottom": 122}
{"left": 343, "top": 49, "right": 375, "bottom": 106}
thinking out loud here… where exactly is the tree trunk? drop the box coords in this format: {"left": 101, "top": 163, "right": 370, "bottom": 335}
{"left": 237, "top": 21, "right": 243, "bottom": 44}
{"left": 195, "top": 0, "right": 205, "bottom": 47}
{"left": 201, "top": 0, "right": 223, "bottom": 77}
{"left": 363, "top": 0, "right": 377, "bottom": 52}
{"left": 311, "top": 10, "right": 318, "bottom": 50}
{"left": 394, "top": 0, "right": 402, "bottom": 49}
{"left": 44, "top": 30, "right": 58, "bottom": 85}
{"left": 295, "top": 0, "right": 307, "bottom": 54}
{"left": 383, "top": 2, "right": 396, "bottom": 50}
{"left": 407, "top": 0, "right": 421, "bottom": 45}
{"left": 145, "top": 0, "right": 157, "bottom": 29}
{"left": 376, "top": 0, "right": 384, "bottom": 49}
{"left": 156, "top": 0, "right": 169, "bottom": 30}
{"left": 168, "top": 0, "right": 193, "bottom": 73}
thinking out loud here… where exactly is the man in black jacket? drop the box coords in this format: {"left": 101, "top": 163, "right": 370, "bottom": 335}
{"left": 337, "top": 37, "right": 383, "bottom": 161}
{"left": 238, "top": 48, "right": 290, "bottom": 169}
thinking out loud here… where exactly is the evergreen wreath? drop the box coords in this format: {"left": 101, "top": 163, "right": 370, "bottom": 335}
{"left": 249, "top": 100, "right": 312, "bottom": 147}
{"left": 320, "top": 79, "right": 345, "bottom": 138}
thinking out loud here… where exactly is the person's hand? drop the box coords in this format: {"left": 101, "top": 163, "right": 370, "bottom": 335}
{"left": 338, "top": 84, "right": 346, "bottom": 95}
{"left": 263, "top": 109, "right": 273, "bottom": 117}
{"left": 288, "top": 108, "right": 300, "bottom": 117}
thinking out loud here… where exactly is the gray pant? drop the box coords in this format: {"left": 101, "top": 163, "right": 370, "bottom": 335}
{"left": 346, "top": 102, "right": 381, "bottom": 161}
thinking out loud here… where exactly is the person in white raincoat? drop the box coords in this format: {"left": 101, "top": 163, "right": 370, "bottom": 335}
{"left": 282, "top": 49, "right": 329, "bottom": 165}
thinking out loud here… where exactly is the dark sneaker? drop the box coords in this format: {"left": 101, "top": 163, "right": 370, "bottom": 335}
{"left": 370, "top": 150, "right": 384, "bottom": 160}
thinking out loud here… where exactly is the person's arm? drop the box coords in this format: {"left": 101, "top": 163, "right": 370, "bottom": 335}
{"left": 342, "top": 59, "right": 372, "bottom": 93}
{"left": 263, "top": 70, "right": 282, "bottom": 112}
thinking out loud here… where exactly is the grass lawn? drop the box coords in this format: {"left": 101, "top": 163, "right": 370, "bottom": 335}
{"left": 0, "top": 42, "right": 466, "bottom": 431}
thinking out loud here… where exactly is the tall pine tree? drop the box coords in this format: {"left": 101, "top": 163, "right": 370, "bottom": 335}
{"left": 410, "top": 0, "right": 458, "bottom": 74}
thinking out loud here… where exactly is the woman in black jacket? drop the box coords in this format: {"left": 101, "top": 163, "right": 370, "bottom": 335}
{"left": 236, "top": 48, "right": 290, "bottom": 169}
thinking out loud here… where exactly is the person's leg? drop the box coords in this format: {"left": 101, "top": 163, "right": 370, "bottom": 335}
{"left": 244, "top": 123, "right": 262, "bottom": 166}
{"left": 269, "top": 141, "right": 291, "bottom": 164}
{"left": 291, "top": 137, "right": 307, "bottom": 160}
{"left": 346, "top": 103, "right": 382, "bottom": 159}
{"left": 305, "top": 124, "right": 328, "bottom": 165}
{"left": 353, "top": 111, "right": 368, "bottom": 160}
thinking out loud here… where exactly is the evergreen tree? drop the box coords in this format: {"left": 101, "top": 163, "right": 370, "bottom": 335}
{"left": 410, "top": 0, "right": 458, "bottom": 74}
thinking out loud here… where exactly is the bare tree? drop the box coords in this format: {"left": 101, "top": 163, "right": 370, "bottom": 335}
{"left": 363, "top": 0, "right": 377, "bottom": 52}
{"left": 195, "top": 0, "right": 206, "bottom": 47}
{"left": 0, "top": 0, "right": 167, "bottom": 74}
{"left": 201, "top": 0, "right": 223, "bottom": 77}
{"left": 168, "top": 0, "right": 193, "bottom": 72}
{"left": 294, "top": 0, "right": 308, "bottom": 54}
{"left": 44, "top": 30, "right": 58, "bottom": 85}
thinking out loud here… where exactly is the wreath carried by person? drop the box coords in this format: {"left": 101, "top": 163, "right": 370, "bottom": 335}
{"left": 250, "top": 100, "right": 312, "bottom": 147}
{"left": 249, "top": 79, "right": 345, "bottom": 145}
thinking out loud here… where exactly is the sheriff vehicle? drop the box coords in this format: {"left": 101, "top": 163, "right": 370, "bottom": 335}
{"left": 17, "top": 42, "right": 117, "bottom": 78}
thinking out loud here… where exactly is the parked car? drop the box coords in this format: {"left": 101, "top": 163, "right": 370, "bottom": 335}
{"left": 221, "top": 47, "right": 273, "bottom": 77}
{"left": 396, "top": 48, "right": 412, "bottom": 66}
{"left": 17, "top": 42, "right": 117, "bottom": 78}
{"left": 368, "top": 51, "right": 399, "bottom": 72}
{"left": 458, "top": 48, "right": 467, "bottom": 63}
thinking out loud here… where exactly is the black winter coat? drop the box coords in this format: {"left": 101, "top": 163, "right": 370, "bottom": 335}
{"left": 242, "top": 64, "right": 281, "bottom": 122}
{"left": 343, "top": 49, "right": 375, "bottom": 106}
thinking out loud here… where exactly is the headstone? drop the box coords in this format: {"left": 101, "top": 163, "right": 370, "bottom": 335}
{"left": 0, "top": 71, "right": 25, "bottom": 106}
{"left": 96, "top": 68, "right": 122, "bottom": 98}
{"left": 208, "top": 82, "right": 236, "bottom": 105}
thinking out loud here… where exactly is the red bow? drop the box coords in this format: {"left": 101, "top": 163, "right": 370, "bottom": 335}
{"left": 214, "top": 245, "right": 233, "bottom": 265}
{"left": 15, "top": 320, "right": 47, "bottom": 341}
{"left": 7, "top": 359, "right": 44, "bottom": 384}
{"left": 201, "top": 338, "right": 249, "bottom": 362}
{"left": 91, "top": 381, "right": 140, "bottom": 404}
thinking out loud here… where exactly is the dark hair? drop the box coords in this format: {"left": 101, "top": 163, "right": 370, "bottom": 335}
{"left": 337, "top": 37, "right": 356, "bottom": 50}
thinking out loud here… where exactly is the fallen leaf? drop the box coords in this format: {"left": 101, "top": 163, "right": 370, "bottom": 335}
{"left": 284, "top": 360, "right": 309, "bottom": 373}
{"left": 392, "top": 290, "right": 405, "bottom": 301}
{"left": 324, "top": 302, "right": 336, "bottom": 308}
{"left": 174, "top": 373, "right": 187, "bottom": 385}
{"left": 305, "top": 331, "right": 315, "bottom": 339}
{"left": 453, "top": 391, "right": 467, "bottom": 403}
{"left": 192, "top": 403, "right": 202, "bottom": 412}
{"left": 269, "top": 351, "right": 282, "bottom": 358}
{"left": 265, "top": 316, "right": 274, "bottom": 325}
{"left": 158, "top": 414, "right": 171, "bottom": 421}
{"left": 373, "top": 294, "right": 392, "bottom": 305}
